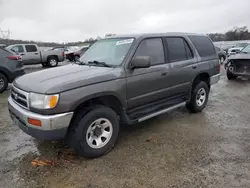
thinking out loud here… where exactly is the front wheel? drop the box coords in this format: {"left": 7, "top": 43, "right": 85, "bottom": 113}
{"left": 74, "top": 55, "right": 80, "bottom": 62}
{"left": 186, "top": 81, "right": 209, "bottom": 113}
{"left": 227, "top": 71, "right": 237, "bottom": 80}
{"left": 66, "top": 106, "right": 119, "bottom": 158}
{"left": 0, "top": 73, "right": 8, "bottom": 93}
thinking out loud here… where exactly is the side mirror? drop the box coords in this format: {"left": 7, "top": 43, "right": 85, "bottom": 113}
{"left": 130, "top": 56, "right": 151, "bottom": 69}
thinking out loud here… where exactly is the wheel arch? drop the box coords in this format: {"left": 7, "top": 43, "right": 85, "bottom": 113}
{"left": 70, "top": 92, "right": 126, "bottom": 117}
{"left": 188, "top": 72, "right": 210, "bottom": 101}
{"left": 47, "top": 55, "right": 58, "bottom": 62}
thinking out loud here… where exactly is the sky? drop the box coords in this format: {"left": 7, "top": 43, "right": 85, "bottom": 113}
{"left": 0, "top": 0, "right": 250, "bottom": 43}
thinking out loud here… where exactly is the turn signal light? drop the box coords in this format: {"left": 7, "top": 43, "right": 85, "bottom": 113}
{"left": 28, "top": 118, "right": 41, "bottom": 126}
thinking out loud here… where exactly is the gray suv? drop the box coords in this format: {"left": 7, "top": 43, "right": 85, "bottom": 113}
{"left": 8, "top": 33, "right": 220, "bottom": 158}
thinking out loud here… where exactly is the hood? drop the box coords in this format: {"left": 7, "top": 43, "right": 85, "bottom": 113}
{"left": 228, "top": 53, "right": 250, "bottom": 60}
{"left": 14, "top": 64, "right": 119, "bottom": 94}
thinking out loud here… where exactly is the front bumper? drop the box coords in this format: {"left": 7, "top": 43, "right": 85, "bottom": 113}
{"left": 8, "top": 96, "right": 74, "bottom": 140}
{"left": 210, "top": 73, "right": 220, "bottom": 85}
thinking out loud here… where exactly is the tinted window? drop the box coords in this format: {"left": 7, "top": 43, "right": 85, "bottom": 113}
{"left": 188, "top": 35, "right": 216, "bottom": 58}
{"left": 11, "top": 45, "right": 24, "bottom": 53}
{"left": 166, "top": 37, "right": 193, "bottom": 62}
{"left": 134, "top": 38, "right": 165, "bottom": 65}
{"left": 25, "top": 45, "right": 37, "bottom": 52}
{"left": 185, "top": 41, "right": 193, "bottom": 59}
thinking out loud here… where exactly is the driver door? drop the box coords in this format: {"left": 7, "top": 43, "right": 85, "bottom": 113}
{"left": 126, "top": 38, "right": 172, "bottom": 109}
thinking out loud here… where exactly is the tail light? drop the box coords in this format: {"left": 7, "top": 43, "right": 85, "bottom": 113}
{"left": 8, "top": 55, "right": 21, "bottom": 61}
{"left": 62, "top": 51, "right": 65, "bottom": 57}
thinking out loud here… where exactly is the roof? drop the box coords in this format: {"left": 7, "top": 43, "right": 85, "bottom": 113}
{"left": 107, "top": 32, "right": 206, "bottom": 39}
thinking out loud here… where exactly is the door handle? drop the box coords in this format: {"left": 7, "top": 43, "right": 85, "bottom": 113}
{"left": 161, "top": 72, "right": 168, "bottom": 76}
{"left": 34, "top": 53, "right": 39, "bottom": 55}
{"left": 20, "top": 54, "right": 25, "bottom": 56}
{"left": 192, "top": 65, "right": 197, "bottom": 69}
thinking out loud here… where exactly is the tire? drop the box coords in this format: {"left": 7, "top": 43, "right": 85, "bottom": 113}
{"left": 186, "top": 81, "right": 209, "bottom": 113}
{"left": 74, "top": 55, "right": 80, "bottom": 62}
{"left": 47, "top": 57, "right": 58, "bottom": 67}
{"left": 65, "top": 106, "right": 119, "bottom": 158}
{"left": 0, "top": 73, "right": 8, "bottom": 93}
{"left": 227, "top": 71, "right": 237, "bottom": 80}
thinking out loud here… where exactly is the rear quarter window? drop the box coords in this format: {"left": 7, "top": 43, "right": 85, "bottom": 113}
{"left": 188, "top": 35, "right": 217, "bottom": 59}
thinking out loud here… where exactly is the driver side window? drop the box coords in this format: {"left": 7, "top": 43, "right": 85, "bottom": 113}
{"left": 133, "top": 38, "right": 165, "bottom": 66}
{"left": 11, "top": 45, "right": 24, "bottom": 53}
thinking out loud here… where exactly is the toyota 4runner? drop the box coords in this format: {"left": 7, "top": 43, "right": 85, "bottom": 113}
{"left": 8, "top": 33, "right": 220, "bottom": 158}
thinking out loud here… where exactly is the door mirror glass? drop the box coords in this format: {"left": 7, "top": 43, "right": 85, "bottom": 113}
{"left": 130, "top": 56, "right": 151, "bottom": 69}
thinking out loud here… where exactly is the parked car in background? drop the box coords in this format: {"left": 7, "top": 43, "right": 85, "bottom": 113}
{"left": 5, "top": 44, "right": 65, "bottom": 67}
{"left": 65, "top": 45, "right": 90, "bottom": 61}
{"left": 72, "top": 45, "right": 90, "bottom": 61}
{"left": 227, "top": 43, "right": 249, "bottom": 56}
{"left": 224, "top": 44, "right": 250, "bottom": 80}
{"left": 52, "top": 46, "right": 69, "bottom": 52}
{"left": 0, "top": 48, "right": 25, "bottom": 92}
{"left": 8, "top": 32, "right": 220, "bottom": 158}
{"left": 0, "top": 44, "right": 7, "bottom": 48}
{"left": 215, "top": 46, "right": 227, "bottom": 63}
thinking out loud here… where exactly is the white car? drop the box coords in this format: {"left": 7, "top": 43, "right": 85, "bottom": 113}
{"left": 227, "top": 43, "right": 249, "bottom": 56}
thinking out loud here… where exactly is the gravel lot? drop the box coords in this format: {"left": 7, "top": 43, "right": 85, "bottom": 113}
{"left": 1, "top": 63, "right": 250, "bottom": 188}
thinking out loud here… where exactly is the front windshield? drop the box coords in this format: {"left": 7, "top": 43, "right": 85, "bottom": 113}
{"left": 241, "top": 45, "right": 250, "bottom": 53}
{"left": 79, "top": 38, "right": 134, "bottom": 66}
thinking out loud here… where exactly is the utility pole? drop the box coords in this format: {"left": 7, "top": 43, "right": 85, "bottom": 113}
{"left": 0, "top": 28, "right": 11, "bottom": 45}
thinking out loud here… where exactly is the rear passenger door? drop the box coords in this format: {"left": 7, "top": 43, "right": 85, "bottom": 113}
{"left": 126, "top": 38, "right": 172, "bottom": 109}
{"left": 164, "top": 37, "right": 198, "bottom": 98}
{"left": 24, "top": 45, "right": 41, "bottom": 64}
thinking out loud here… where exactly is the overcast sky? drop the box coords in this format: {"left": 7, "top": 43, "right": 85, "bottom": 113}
{"left": 0, "top": 0, "right": 250, "bottom": 43}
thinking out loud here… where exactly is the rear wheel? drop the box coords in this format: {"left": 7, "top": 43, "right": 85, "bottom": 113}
{"left": 65, "top": 106, "right": 119, "bottom": 158}
{"left": 47, "top": 57, "right": 58, "bottom": 67}
{"left": 186, "top": 81, "right": 209, "bottom": 113}
{"left": 0, "top": 73, "right": 8, "bottom": 93}
{"left": 227, "top": 70, "right": 237, "bottom": 80}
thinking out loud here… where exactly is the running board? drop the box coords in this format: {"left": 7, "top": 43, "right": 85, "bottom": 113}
{"left": 138, "top": 102, "right": 186, "bottom": 122}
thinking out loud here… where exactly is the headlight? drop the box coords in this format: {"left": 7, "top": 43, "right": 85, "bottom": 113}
{"left": 29, "top": 93, "right": 59, "bottom": 109}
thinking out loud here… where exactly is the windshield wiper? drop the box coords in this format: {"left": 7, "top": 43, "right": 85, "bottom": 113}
{"left": 87, "top": 60, "right": 112, "bottom": 67}
{"left": 74, "top": 59, "right": 87, "bottom": 65}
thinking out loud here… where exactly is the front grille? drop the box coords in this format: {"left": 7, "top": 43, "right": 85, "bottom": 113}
{"left": 11, "top": 86, "right": 29, "bottom": 109}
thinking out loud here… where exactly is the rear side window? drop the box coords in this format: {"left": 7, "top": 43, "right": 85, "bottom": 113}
{"left": 25, "top": 45, "right": 37, "bottom": 52}
{"left": 165, "top": 37, "right": 193, "bottom": 62}
{"left": 188, "top": 35, "right": 216, "bottom": 58}
{"left": 134, "top": 38, "right": 165, "bottom": 65}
